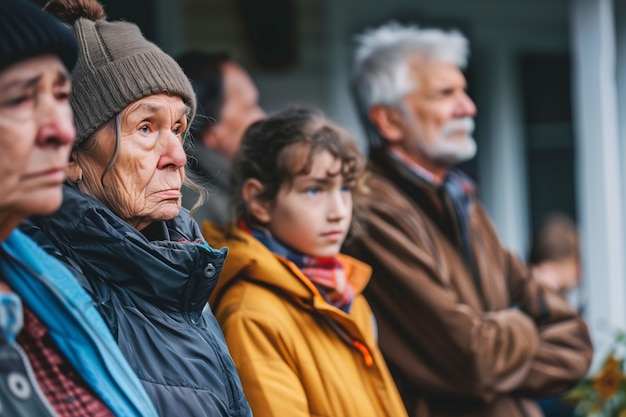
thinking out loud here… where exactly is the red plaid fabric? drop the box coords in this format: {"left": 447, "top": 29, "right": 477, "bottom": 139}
{"left": 17, "top": 306, "right": 114, "bottom": 417}
{"left": 300, "top": 256, "right": 354, "bottom": 310}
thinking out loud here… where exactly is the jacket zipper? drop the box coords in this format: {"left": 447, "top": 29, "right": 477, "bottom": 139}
{"left": 187, "top": 313, "right": 239, "bottom": 416}
{"left": 321, "top": 314, "right": 373, "bottom": 367}
{"left": 441, "top": 190, "right": 485, "bottom": 304}
{"left": 183, "top": 253, "right": 239, "bottom": 416}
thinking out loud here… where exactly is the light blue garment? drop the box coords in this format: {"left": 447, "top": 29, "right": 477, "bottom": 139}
{"left": 0, "top": 229, "right": 158, "bottom": 417}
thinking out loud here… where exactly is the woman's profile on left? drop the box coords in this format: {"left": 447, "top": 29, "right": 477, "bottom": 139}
{"left": 0, "top": 1, "right": 157, "bottom": 416}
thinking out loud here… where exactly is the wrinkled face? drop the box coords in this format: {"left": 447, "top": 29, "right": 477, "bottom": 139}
{"left": 79, "top": 94, "right": 189, "bottom": 231}
{"left": 264, "top": 150, "right": 353, "bottom": 258}
{"left": 401, "top": 57, "right": 477, "bottom": 168}
{"left": 0, "top": 55, "right": 75, "bottom": 223}
{"left": 212, "top": 62, "right": 265, "bottom": 159}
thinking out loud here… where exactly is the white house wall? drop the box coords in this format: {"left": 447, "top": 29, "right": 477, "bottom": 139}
{"left": 570, "top": 0, "right": 626, "bottom": 353}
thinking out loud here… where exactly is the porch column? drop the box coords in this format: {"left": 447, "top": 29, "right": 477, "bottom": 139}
{"left": 570, "top": 0, "right": 626, "bottom": 349}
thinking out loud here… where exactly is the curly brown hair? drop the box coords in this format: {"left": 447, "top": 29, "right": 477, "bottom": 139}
{"left": 230, "top": 105, "right": 367, "bottom": 232}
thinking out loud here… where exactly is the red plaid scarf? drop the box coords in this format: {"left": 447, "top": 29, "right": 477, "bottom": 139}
{"left": 297, "top": 255, "right": 354, "bottom": 311}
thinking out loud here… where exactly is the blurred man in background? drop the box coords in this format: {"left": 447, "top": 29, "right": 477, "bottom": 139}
{"left": 344, "top": 21, "right": 593, "bottom": 417}
{"left": 178, "top": 51, "right": 265, "bottom": 225}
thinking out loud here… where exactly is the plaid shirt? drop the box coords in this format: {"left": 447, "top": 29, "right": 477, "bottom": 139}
{"left": 17, "top": 305, "right": 114, "bottom": 417}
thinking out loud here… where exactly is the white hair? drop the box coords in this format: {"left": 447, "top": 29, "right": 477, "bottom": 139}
{"left": 352, "top": 22, "right": 469, "bottom": 110}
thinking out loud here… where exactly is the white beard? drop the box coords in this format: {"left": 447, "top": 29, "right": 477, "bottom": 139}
{"left": 422, "top": 117, "right": 477, "bottom": 165}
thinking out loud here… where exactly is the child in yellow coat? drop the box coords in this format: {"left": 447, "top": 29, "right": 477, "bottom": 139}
{"left": 204, "top": 106, "right": 408, "bottom": 417}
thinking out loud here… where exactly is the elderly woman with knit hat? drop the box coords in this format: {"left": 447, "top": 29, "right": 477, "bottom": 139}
{"left": 0, "top": 0, "right": 157, "bottom": 416}
{"left": 23, "top": 0, "right": 252, "bottom": 416}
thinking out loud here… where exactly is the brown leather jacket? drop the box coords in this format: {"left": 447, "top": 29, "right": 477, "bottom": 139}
{"left": 343, "top": 150, "right": 593, "bottom": 417}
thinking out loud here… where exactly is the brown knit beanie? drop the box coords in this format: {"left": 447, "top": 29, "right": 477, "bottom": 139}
{"left": 44, "top": 0, "right": 196, "bottom": 146}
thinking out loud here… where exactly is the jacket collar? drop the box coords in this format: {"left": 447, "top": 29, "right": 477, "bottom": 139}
{"left": 31, "top": 185, "right": 227, "bottom": 315}
{"left": 388, "top": 148, "right": 442, "bottom": 185}
{"left": 368, "top": 148, "right": 476, "bottom": 243}
{"left": 204, "top": 223, "right": 371, "bottom": 313}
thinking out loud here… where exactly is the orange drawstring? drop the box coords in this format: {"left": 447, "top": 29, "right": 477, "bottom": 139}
{"left": 353, "top": 340, "right": 373, "bottom": 367}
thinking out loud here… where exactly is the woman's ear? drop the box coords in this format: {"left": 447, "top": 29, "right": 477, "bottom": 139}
{"left": 242, "top": 178, "right": 271, "bottom": 224}
{"left": 66, "top": 154, "right": 83, "bottom": 184}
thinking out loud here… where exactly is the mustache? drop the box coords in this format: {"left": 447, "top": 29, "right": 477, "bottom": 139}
{"left": 442, "top": 117, "right": 475, "bottom": 136}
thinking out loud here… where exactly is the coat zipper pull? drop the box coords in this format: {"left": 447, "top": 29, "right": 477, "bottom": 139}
{"left": 353, "top": 340, "right": 373, "bottom": 366}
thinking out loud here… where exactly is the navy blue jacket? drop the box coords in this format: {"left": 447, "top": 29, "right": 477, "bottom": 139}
{"left": 24, "top": 185, "right": 252, "bottom": 417}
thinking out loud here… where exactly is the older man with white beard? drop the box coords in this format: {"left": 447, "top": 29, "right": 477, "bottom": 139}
{"left": 343, "top": 22, "right": 592, "bottom": 417}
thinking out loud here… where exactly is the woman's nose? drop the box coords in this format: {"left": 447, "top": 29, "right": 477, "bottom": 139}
{"left": 159, "top": 131, "right": 187, "bottom": 170}
{"left": 36, "top": 97, "right": 76, "bottom": 147}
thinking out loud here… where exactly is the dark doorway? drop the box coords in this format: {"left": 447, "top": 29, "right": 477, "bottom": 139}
{"left": 520, "top": 53, "right": 577, "bottom": 241}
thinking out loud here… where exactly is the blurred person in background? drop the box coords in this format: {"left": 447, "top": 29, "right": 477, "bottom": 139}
{"left": 344, "top": 21, "right": 593, "bottom": 417}
{"left": 530, "top": 213, "right": 582, "bottom": 417}
{"left": 177, "top": 50, "right": 265, "bottom": 226}
{"left": 529, "top": 212, "right": 581, "bottom": 296}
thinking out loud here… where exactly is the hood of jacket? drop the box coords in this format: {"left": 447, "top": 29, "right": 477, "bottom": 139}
{"left": 30, "top": 185, "right": 227, "bottom": 315}
{"left": 204, "top": 222, "right": 371, "bottom": 315}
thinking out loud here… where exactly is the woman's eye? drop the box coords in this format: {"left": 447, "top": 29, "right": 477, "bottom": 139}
{"left": 139, "top": 125, "right": 150, "bottom": 133}
{"left": 173, "top": 126, "right": 181, "bottom": 135}
{"left": 3, "top": 95, "right": 29, "bottom": 107}
{"left": 306, "top": 187, "right": 320, "bottom": 196}
{"left": 55, "top": 91, "right": 71, "bottom": 101}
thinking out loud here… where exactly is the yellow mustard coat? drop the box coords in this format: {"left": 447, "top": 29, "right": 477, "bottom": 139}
{"left": 204, "top": 222, "right": 408, "bottom": 417}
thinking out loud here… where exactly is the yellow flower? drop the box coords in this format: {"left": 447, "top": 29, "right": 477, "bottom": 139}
{"left": 619, "top": 409, "right": 626, "bottom": 417}
{"left": 592, "top": 355, "right": 624, "bottom": 401}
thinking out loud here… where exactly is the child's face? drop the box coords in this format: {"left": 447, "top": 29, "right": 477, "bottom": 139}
{"left": 265, "top": 150, "right": 353, "bottom": 258}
